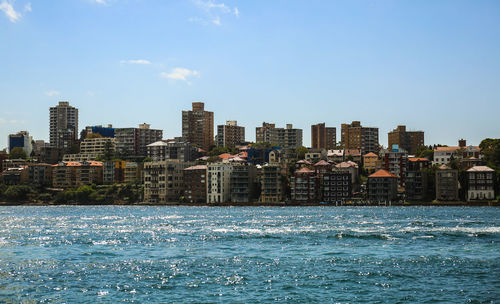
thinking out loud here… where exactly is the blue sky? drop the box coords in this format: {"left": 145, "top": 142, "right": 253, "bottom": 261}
{"left": 1, "top": 0, "right": 499, "bottom": 150}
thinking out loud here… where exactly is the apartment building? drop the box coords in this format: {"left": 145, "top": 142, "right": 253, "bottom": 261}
{"left": 28, "top": 163, "right": 53, "bottom": 186}
{"left": 367, "top": 169, "right": 398, "bottom": 203}
{"left": 435, "top": 165, "right": 459, "bottom": 201}
{"left": 143, "top": 160, "right": 193, "bottom": 203}
{"left": 182, "top": 102, "right": 214, "bottom": 150}
{"left": 63, "top": 137, "right": 116, "bottom": 162}
{"left": 320, "top": 171, "right": 352, "bottom": 204}
{"left": 363, "top": 152, "right": 378, "bottom": 173}
{"left": 115, "top": 124, "right": 163, "bottom": 158}
{"left": 146, "top": 139, "right": 198, "bottom": 162}
{"left": 380, "top": 147, "right": 408, "bottom": 187}
{"left": 388, "top": 125, "right": 424, "bottom": 155}
{"left": 256, "top": 122, "right": 303, "bottom": 150}
{"left": 311, "top": 123, "right": 336, "bottom": 150}
{"left": 405, "top": 157, "right": 430, "bottom": 201}
{"left": 340, "top": 121, "right": 379, "bottom": 154}
{"left": 49, "top": 101, "right": 78, "bottom": 150}
{"left": 183, "top": 165, "right": 207, "bottom": 204}
{"left": 290, "top": 167, "right": 317, "bottom": 204}
{"left": 466, "top": 166, "right": 495, "bottom": 202}
{"left": 230, "top": 163, "right": 257, "bottom": 203}
{"left": 217, "top": 120, "right": 245, "bottom": 148}
{"left": 433, "top": 139, "right": 481, "bottom": 166}
{"left": 207, "top": 162, "right": 234, "bottom": 204}
{"left": 8, "top": 131, "right": 33, "bottom": 156}
{"left": 259, "top": 164, "right": 284, "bottom": 203}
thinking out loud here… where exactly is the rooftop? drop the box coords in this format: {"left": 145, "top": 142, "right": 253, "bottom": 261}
{"left": 369, "top": 169, "right": 398, "bottom": 178}
{"left": 467, "top": 165, "right": 494, "bottom": 172}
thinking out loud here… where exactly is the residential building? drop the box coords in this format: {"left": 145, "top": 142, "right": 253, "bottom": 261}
{"left": 363, "top": 152, "right": 378, "bottom": 173}
{"left": 75, "top": 161, "right": 103, "bottom": 186}
{"left": 63, "top": 137, "right": 116, "bottom": 162}
{"left": 305, "top": 149, "right": 327, "bottom": 163}
{"left": 1, "top": 167, "right": 29, "bottom": 185}
{"left": 183, "top": 165, "right": 207, "bottom": 204}
{"left": 147, "top": 139, "right": 198, "bottom": 162}
{"left": 367, "top": 169, "right": 398, "bottom": 203}
{"left": 123, "top": 162, "right": 141, "bottom": 183}
{"left": 143, "top": 160, "right": 193, "bottom": 203}
{"left": 335, "top": 161, "right": 358, "bottom": 184}
{"left": 290, "top": 167, "right": 317, "bottom": 204}
{"left": 320, "top": 171, "right": 352, "bottom": 204}
{"left": 466, "top": 166, "right": 495, "bottom": 202}
{"left": 217, "top": 120, "right": 245, "bottom": 148}
{"left": 230, "top": 162, "right": 257, "bottom": 203}
{"left": 49, "top": 101, "right": 78, "bottom": 150}
{"left": 8, "top": 131, "right": 33, "bottom": 156}
{"left": 52, "top": 161, "right": 80, "bottom": 188}
{"left": 311, "top": 123, "right": 336, "bottom": 150}
{"left": 28, "top": 163, "right": 53, "bottom": 186}
{"left": 0, "top": 151, "right": 9, "bottom": 172}
{"left": 182, "top": 102, "right": 214, "bottom": 150}
{"left": 435, "top": 165, "right": 459, "bottom": 201}
{"left": 259, "top": 164, "right": 284, "bottom": 203}
{"left": 380, "top": 147, "right": 408, "bottom": 187}
{"left": 207, "top": 162, "right": 234, "bottom": 204}
{"left": 327, "top": 149, "right": 362, "bottom": 163}
{"left": 406, "top": 158, "right": 430, "bottom": 201}
{"left": 2, "top": 159, "right": 28, "bottom": 171}
{"left": 256, "top": 122, "right": 303, "bottom": 150}
{"left": 84, "top": 125, "right": 115, "bottom": 138}
{"left": 115, "top": 124, "right": 163, "bottom": 158}
{"left": 388, "top": 125, "right": 424, "bottom": 155}
{"left": 313, "top": 160, "right": 333, "bottom": 178}
{"left": 340, "top": 121, "right": 379, "bottom": 154}
{"left": 433, "top": 139, "right": 481, "bottom": 166}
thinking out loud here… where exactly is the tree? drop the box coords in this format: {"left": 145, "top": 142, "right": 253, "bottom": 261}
{"left": 480, "top": 138, "right": 500, "bottom": 170}
{"left": 9, "top": 147, "right": 27, "bottom": 159}
{"left": 295, "top": 146, "right": 308, "bottom": 160}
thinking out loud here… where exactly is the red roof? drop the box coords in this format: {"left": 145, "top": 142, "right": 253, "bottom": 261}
{"left": 364, "top": 152, "right": 378, "bottom": 157}
{"left": 408, "top": 157, "right": 429, "bottom": 162}
{"left": 314, "top": 160, "right": 330, "bottom": 166}
{"left": 295, "top": 167, "right": 314, "bottom": 174}
{"left": 369, "top": 169, "right": 398, "bottom": 178}
{"left": 218, "top": 153, "right": 235, "bottom": 160}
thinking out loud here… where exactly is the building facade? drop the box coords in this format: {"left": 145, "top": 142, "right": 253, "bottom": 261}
{"left": 207, "top": 162, "right": 233, "bottom": 204}
{"left": 115, "top": 124, "right": 163, "bottom": 158}
{"left": 147, "top": 139, "right": 198, "bottom": 162}
{"left": 311, "top": 123, "right": 336, "bottom": 150}
{"left": 340, "top": 121, "right": 379, "bottom": 154}
{"left": 230, "top": 163, "right": 257, "bottom": 203}
{"left": 256, "top": 122, "right": 303, "bottom": 150}
{"left": 388, "top": 125, "right": 424, "bottom": 156}
{"left": 259, "top": 164, "right": 284, "bottom": 203}
{"left": 49, "top": 101, "right": 79, "bottom": 150}
{"left": 183, "top": 165, "right": 207, "bottom": 204}
{"left": 367, "top": 169, "right": 398, "bottom": 203}
{"left": 363, "top": 152, "right": 378, "bottom": 173}
{"left": 435, "top": 165, "right": 459, "bottom": 201}
{"left": 290, "top": 168, "right": 317, "bottom": 204}
{"left": 182, "top": 102, "right": 214, "bottom": 150}
{"left": 8, "top": 131, "right": 33, "bottom": 156}
{"left": 216, "top": 120, "right": 245, "bottom": 148}
{"left": 466, "top": 166, "right": 495, "bottom": 202}
{"left": 320, "top": 171, "right": 352, "bottom": 204}
{"left": 380, "top": 147, "right": 408, "bottom": 187}
{"left": 405, "top": 157, "right": 430, "bottom": 201}
{"left": 143, "top": 160, "right": 193, "bottom": 204}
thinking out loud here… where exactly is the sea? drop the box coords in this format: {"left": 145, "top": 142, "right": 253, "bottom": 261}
{"left": 0, "top": 206, "right": 498, "bottom": 303}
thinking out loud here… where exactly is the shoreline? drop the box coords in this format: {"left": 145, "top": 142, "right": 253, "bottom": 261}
{"left": 0, "top": 201, "right": 498, "bottom": 207}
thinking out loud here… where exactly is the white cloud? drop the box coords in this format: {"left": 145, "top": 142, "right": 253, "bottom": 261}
{"left": 24, "top": 2, "right": 31, "bottom": 12}
{"left": 120, "top": 59, "right": 152, "bottom": 65}
{"left": 0, "top": 0, "right": 22, "bottom": 23}
{"left": 94, "top": 0, "right": 107, "bottom": 4}
{"left": 45, "top": 90, "right": 61, "bottom": 97}
{"left": 160, "top": 68, "right": 200, "bottom": 84}
{"left": 191, "top": 0, "right": 239, "bottom": 26}
{"left": 0, "top": 117, "right": 22, "bottom": 124}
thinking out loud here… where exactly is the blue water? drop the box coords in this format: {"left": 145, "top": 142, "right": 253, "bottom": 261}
{"left": 0, "top": 206, "right": 498, "bottom": 303}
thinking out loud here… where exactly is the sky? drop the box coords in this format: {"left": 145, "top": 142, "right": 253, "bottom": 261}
{"left": 1, "top": 0, "right": 499, "bottom": 150}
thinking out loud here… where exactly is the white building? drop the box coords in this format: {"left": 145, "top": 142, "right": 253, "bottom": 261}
{"left": 207, "top": 162, "right": 234, "bottom": 204}
{"left": 467, "top": 166, "right": 495, "bottom": 202}
{"left": 433, "top": 140, "right": 481, "bottom": 166}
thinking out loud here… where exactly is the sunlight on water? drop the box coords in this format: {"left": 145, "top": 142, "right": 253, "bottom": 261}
{"left": 0, "top": 206, "right": 498, "bottom": 303}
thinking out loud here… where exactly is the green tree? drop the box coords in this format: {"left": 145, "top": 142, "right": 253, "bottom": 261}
{"left": 295, "top": 146, "right": 308, "bottom": 160}
{"left": 3, "top": 185, "right": 32, "bottom": 201}
{"left": 9, "top": 147, "right": 27, "bottom": 159}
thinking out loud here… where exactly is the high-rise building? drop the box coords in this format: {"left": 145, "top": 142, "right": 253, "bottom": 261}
{"left": 115, "top": 123, "right": 163, "bottom": 158}
{"left": 311, "top": 123, "right": 336, "bottom": 149}
{"left": 8, "top": 131, "right": 33, "bottom": 156}
{"left": 49, "top": 101, "right": 79, "bottom": 150}
{"left": 216, "top": 120, "right": 245, "bottom": 148}
{"left": 255, "top": 122, "right": 303, "bottom": 150}
{"left": 182, "top": 102, "right": 214, "bottom": 150}
{"left": 388, "top": 125, "right": 424, "bottom": 156}
{"left": 340, "top": 121, "right": 379, "bottom": 154}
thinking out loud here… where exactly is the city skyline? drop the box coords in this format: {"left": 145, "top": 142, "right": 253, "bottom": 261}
{"left": 1, "top": 0, "right": 500, "bottom": 149}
